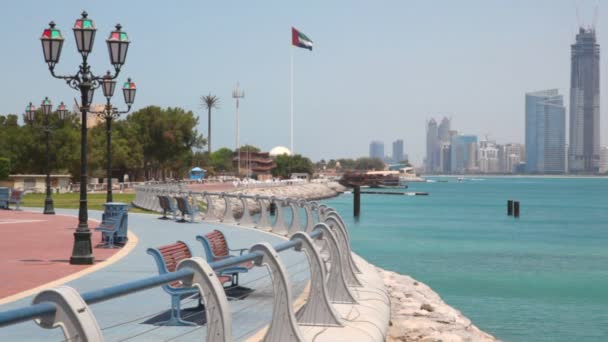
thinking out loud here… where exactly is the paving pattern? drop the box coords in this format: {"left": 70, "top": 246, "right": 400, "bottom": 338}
{"left": 0, "top": 210, "right": 120, "bottom": 299}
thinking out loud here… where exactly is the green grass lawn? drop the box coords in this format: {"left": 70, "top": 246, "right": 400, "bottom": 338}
{"left": 21, "top": 192, "right": 154, "bottom": 214}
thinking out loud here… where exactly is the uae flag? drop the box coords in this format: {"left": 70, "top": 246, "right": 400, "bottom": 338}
{"left": 292, "top": 27, "right": 313, "bottom": 50}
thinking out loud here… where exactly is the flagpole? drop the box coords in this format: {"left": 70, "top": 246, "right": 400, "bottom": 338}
{"left": 290, "top": 44, "right": 294, "bottom": 154}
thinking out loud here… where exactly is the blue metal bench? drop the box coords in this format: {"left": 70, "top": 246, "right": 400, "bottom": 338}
{"left": 94, "top": 210, "right": 127, "bottom": 248}
{"left": 147, "top": 241, "right": 232, "bottom": 326}
{"left": 196, "top": 229, "right": 253, "bottom": 287}
{"left": 174, "top": 195, "right": 199, "bottom": 223}
{"left": 0, "top": 187, "right": 9, "bottom": 209}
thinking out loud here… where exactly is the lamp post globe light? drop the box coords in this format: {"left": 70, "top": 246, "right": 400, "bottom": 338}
{"left": 40, "top": 11, "right": 131, "bottom": 265}
{"left": 90, "top": 73, "right": 136, "bottom": 202}
{"left": 25, "top": 98, "right": 68, "bottom": 215}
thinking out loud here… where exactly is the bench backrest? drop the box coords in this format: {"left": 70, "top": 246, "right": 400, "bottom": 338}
{"left": 165, "top": 196, "right": 177, "bottom": 211}
{"left": 147, "top": 241, "right": 193, "bottom": 290}
{"left": 157, "top": 195, "right": 168, "bottom": 211}
{"left": 199, "top": 230, "right": 229, "bottom": 261}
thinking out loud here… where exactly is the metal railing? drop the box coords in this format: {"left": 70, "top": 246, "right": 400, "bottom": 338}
{"left": 0, "top": 184, "right": 378, "bottom": 341}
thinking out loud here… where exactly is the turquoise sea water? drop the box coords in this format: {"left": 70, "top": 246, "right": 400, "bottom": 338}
{"left": 323, "top": 177, "right": 608, "bottom": 342}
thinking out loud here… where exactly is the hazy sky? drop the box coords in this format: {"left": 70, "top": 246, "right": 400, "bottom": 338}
{"left": 2, "top": 0, "right": 607, "bottom": 164}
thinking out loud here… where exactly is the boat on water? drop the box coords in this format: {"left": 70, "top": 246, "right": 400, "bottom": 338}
{"left": 339, "top": 171, "right": 401, "bottom": 188}
{"left": 398, "top": 167, "right": 426, "bottom": 182}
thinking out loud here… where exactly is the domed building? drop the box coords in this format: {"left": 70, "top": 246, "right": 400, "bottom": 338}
{"left": 269, "top": 146, "right": 292, "bottom": 157}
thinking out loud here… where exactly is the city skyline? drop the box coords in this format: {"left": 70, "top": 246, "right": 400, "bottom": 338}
{"left": 1, "top": 1, "right": 608, "bottom": 164}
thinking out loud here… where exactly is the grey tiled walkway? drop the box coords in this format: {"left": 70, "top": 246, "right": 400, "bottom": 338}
{"left": 0, "top": 209, "right": 309, "bottom": 341}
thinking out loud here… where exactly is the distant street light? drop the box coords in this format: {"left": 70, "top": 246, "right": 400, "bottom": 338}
{"left": 40, "top": 11, "right": 131, "bottom": 265}
{"left": 90, "top": 73, "right": 136, "bottom": 202}
{"left": 232, "top": 83, "right": 244, "bottom": 175}
{"left": 25, "top": 98, "right": 68, "bottom": 215}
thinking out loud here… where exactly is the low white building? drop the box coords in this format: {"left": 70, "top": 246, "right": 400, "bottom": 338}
{"left": 9, "top": 174, "right": 72, "bottom": 193}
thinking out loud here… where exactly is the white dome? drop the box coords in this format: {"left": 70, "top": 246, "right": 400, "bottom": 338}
{"left": 269, "top": 146, "right": 292, "bottom": 156}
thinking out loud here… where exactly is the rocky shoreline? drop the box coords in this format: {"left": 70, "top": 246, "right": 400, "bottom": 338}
{"left": 382, "top": 269, "right": 497, "bottom": 342}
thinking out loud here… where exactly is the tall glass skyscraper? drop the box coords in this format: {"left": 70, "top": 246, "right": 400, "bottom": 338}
{"left": 426, "top": 119, "right": 439, "bottom": 172}
{"left": 392, "top": 139, "right": 404, "bottom": 163}
{"left": 569, "top": 27, "right": 600, "bottom": 173}
{"left": 525, "top": 89, "right": 566, "bottom": 173}
{"left": 369, "top": 140, "right": 384, "bottom": 159}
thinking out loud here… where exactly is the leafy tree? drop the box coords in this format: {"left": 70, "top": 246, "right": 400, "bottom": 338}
{"left": 0, "top": 157, "right": 10, "bottom": 180}
{"left": 272, "top": 154, "right": 314, "bottom": 178}
{"left": 235, "top": 144, "right": 260, "bottom": 153}
{"left": 354, "top": 157, "right": 385, "bottom": 170}
{"left": 201, "top": 94, "right": 220, "bottom": 155}
{"left": 210, "top": 147, "right": 234, "bottom": 172}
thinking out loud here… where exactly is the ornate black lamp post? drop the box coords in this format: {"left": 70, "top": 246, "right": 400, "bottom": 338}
{"left": 40, "top": 11, "right": 130, "bottom": 265}
{"left": 25, "top": 99, "right": 68, "bottom": 215}
{"left": 90, "top": 73, "right": 136, "bottom": 202}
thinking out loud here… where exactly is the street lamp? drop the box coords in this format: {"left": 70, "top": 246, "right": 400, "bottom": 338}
{"left": 25, "top": 98, "right": 68, "bottom": 215}
{"left": 232, "top": 83, "right": 244, "bottom": 176}
{"left": 90, "top": 72, "right": 136, "bottom": 202}
{"left": 40, "top": 11, "right": 131, "bottom": 265}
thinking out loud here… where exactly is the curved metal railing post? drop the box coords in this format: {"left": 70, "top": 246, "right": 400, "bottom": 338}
{"left": 255, "top": 196, "right": 272, "bottom": 231}
{"left": 287, "top": 199, "right": 302, "bottom": 236}
{"left": 238, "top": 194, "right": 254, "bottom": 226}
{"left": 324, "top": 215, "right": 362, "bottom": 287}
{"left": 222, "top": 193, "right": 237, "bottom": 224}
{"left": 271, "top": 197, "right": 288, "bottom": 236}
{"left": 313, "top": 223, "right": 357, "bottom": 304}
{"left": 32, "top": 286, "right": 104, "bottom": 341}
{"left": 177, "top": 257, "right": 233, "bottom": 342}
{"left": 291, "top": 232, "right": 342, "bottom": 327}
{"left": 325, "top": 211, "right": 361, "bottom": 274}
{"left": 249, "top": 242, "right": 304, "bottom": 341}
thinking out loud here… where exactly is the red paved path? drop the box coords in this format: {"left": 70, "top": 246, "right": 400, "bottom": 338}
{"left": 0, "top": 210, "right": 120, "bottom": 300}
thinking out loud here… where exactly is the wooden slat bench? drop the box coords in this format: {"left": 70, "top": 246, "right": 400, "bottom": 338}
{"left": 8, "top": 190, "right": 24, "bottom": 210}
{"left": 147, "top": 241, "right": 231, "bottom": 326}
{"left": 157, "top": 195, "right": 177, "bottom": 220}
{"left": 174, "top": 195, "right": 199, "bottom": 223}
{"left": 196, "top": 229, "right": 254, "bottom": 288}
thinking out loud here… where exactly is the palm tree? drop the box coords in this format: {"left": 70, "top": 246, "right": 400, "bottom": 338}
{"left": 201, "top": 94, "right": 220, "bottom": 155}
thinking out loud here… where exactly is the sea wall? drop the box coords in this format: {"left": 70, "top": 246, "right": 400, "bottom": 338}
{"left": 382, "top": 269, "right": 497, "bottom": 341}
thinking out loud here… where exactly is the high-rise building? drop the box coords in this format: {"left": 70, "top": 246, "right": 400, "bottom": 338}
{"left": 499, "top": 143, "right": 525, "bottom": 173}
{"left": 479, "top": 140, "right": 499, "bottom": 173}
{"left": 369, "top": 140, "right": 384, "bottom": 159}
{"left": 600, "top": 146, "right": 608, "bottom": 173}
{"left": 526, "top": 89, "right": 566, "bottom": 173}
{"left": 426, "top": 119, "right": 439, "bottom": 172}
{"left": 438, "top": 117, "right": 451, "bottom": 143}
{"left": 450, "top": 135, "right": 478, "bottom": 173}
{"left": 569, "top": 27, "right": 600, "bottom": 173}
{"left": 392, "top": 139, "right": 404, "bottom": 163}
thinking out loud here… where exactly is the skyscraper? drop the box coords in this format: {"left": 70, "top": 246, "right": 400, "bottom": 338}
{"left": 525, "top": 89, "right": 566, "bottom": 173}
{"left": 369, "top": 140, "right": 384, "bottom": 159}
{"left": 426, "top": 119, "right": 439, "bottom": 172}
{"left": 450, "top": 135, "right": 478, "bottom": 173}
{"left": 392, "top": 139, "right": 404, "bottom": 163}
{"left": 438, "top": 117, "right": 451, "bottom": 143}
{"left": 569, "top": 27, "right": 600, "bottom": 173}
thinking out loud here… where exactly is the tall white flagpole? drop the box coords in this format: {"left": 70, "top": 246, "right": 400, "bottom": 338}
{"left": 290, "top": 45, "right": 294, "bottom": 154}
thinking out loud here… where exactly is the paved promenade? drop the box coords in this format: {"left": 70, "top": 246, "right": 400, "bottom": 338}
{"left": 0, "top": 209, "right": 308, "bottom": 341}
{"left": 0, "top": 210, "right": 123, "bottom": 301}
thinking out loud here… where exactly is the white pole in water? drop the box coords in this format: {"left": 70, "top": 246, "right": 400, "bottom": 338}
{"left": 232, "top": 83, "right": 244, "bottom": 176}
{"left": 290, "top": 45, "right": 294, "bottom": 154}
